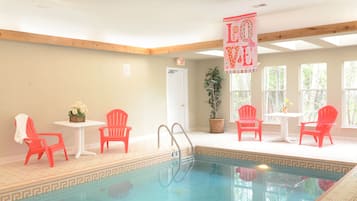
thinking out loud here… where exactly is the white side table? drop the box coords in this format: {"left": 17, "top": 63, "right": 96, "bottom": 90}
{"left": 265, "top": 112, "right": 302, "bottom": 142}
{"left": 54, "top": 120, "right": 105, "bottom": 158}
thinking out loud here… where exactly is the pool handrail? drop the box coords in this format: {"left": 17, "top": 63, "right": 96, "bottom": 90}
{"left": 157, "top": 124, "right": 182, "bottom": 165}
{"left": 171, "top": 122, "right": 194, "bottom": 155}
{"left": 158, "top": 155, "right": 194, "bottom": 187}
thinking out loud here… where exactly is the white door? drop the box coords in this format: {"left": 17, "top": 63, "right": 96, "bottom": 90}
{"left": 167, "top": 67, "right": 188, "bottom": 132}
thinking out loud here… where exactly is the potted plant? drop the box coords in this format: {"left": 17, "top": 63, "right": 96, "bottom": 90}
{"left": 68, "top": 101, "right": 88, "bottom": 122}
{"left": 204, "top": 66, "right": 224, "bottom": 133}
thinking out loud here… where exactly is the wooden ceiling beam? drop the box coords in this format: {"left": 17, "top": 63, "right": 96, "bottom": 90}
{"left": 151, "top": 21, "right": 357, "bottom": 54}
{"left": 1, "top": 21, "right": 357, "bottom": 55}
{"left": 258, "top": 21, "right": 357, "bottom": 42}
{"left": 0, "top": 29, "right": 150, "bottom": 55}
{"left": 149, "top": 40, "right": 223, "bottom": 55}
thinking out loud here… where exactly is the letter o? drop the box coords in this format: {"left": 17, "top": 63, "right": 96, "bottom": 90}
{"left": 240, "top": 19, "right": 253, "bottom": 42}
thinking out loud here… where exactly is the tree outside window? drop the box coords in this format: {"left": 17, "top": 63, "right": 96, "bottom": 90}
{"left": 263, "top": 66, "right": 286, "bottom": 123}
{"left": 343, "top": 61, "right": 357, "bottom": 128}
{"left": 300, "top": 63, "right": 327, "bottom": 122}
{"left": 230, "top": 73, "right": 251, "bottom": 121}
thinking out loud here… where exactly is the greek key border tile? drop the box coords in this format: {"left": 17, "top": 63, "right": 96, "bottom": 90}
{"left": 2, "top": 146, "right": 355, "bottom": 201}
{"left": 195, "top": 146, "right": 356, "bottom": 174}
{"left": 0, "top": 152, "right": 172, "bottom": 201}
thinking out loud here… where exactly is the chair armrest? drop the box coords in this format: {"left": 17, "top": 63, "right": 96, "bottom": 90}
{"left": 99, "top": 126, "right": 131, "bottom": 131}
{"left": 38, "top": 133, "right": 62, "bottom": 137}
{"left": 236, "top": 120, "right": 256, "bottom": 124}
{"left": 300, "top": 121, "right": 317, "bottom": 126}
{"left": 23, "top": 137, "right": 47, "bottom": 147}
{"left": 37, "top": 133, "right": 64, "bottom": 143}
{"left": 257, "top": 119, "right": 263, "bottom": 126}
{"left": 99, "top": 126, "right": 132, "bottom": 136}
{"left": 319, "top": 122, "right": 335, "bottom": 126}
{"left": 236, "top": 120, "right": 263, "bottom": 124}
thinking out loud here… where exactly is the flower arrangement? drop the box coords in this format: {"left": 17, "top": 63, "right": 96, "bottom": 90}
{"left": 68, "top": 101, "right": 88, "bottom": 122}
{"left": 282, "top": 98, "right": 293, "bottom": 113}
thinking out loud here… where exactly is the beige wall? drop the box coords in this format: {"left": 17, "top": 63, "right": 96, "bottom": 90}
{"left": 194, "top": 46, "right": 357, "bottom": 137}
{"left": 2, "top": 38, "right": 357, "bottom": 158}
{"left": 0, "top": 40, "right": 197, "bottom": 158}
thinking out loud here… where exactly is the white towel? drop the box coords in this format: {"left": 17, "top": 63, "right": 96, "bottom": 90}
{"left": 14, "top": 113, "right": 28, "bottom": 144}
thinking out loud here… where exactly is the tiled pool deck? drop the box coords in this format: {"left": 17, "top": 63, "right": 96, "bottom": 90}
{"left": 1, "top": 132, "right": 357, "bottom": 201}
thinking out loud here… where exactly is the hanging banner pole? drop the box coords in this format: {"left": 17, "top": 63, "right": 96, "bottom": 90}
{"left": 223, "top": 12, "right": 257, "bottom": 73}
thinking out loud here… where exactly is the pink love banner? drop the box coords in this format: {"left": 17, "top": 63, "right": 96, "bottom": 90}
{"left": 223, "top": 13, "right": 257, "bottom": 73}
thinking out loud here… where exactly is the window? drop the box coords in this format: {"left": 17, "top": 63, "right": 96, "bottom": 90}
{"left": 263, "top": 66, "right": 286, "bottom": 122}
{"left": 300, "top": 63, "right": 327, "bottom": 122}
{"left": 343, "top": 61, "right": 357, "bottom": 128}
{"left": 230, "top": 73, "right": 251, "bottom": 121}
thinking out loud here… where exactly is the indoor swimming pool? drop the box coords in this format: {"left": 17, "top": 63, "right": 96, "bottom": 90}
{"left": 20, "top": 155, "right": 344, "bottom": 201}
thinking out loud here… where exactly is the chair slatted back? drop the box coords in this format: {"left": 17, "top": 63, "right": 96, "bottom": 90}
{"left": 23, "top": 117, "right": 43, "bottom": 149}
{"left": 238, "top": 105, "right": 257, "bottom": 126}
{"left": 316, "top": 105, "right": 338, "bottom": 132}
{"left": 106, "top": 109, "right": 128, "bottom": 137}
{"left": 25, "top": 118, "right": 38, "bottom": 138}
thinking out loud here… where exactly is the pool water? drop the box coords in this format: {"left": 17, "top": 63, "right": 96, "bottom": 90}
{"left": 21, "top": 156, "right": 344, "bottom": 201}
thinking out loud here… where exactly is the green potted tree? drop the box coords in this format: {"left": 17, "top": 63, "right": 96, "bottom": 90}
{"left": 204, "top": 66, "right": 224, "bottom": 133}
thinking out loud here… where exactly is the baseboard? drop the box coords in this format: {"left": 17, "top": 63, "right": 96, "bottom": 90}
{"left": 0, "top": 154, "right": 24, "bottom": 165}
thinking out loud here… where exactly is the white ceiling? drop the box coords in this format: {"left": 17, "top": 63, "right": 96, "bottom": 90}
{"left": 1, "top": 0, "right": 357, "bottom": 50}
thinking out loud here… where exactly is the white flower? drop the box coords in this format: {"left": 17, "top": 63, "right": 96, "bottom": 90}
{"left": 69, "top": 101, "right": 88, "bottom": 116}
{"left": 71, "top": 108, "right": 78, "bottom": 115}
{"left": 79, "top": 106, "right": 87, "bottom": 113}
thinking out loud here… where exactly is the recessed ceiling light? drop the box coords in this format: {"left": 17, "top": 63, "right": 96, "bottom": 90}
{"left": 258, "top": 46, "right": 279, "bottom": 54}
{"left": 196, "top": 50, "right": 224, "bottom": 57}
{"left": 272, "top": 40, "right": 321, "bottom": 50}
{"left": 321, "top": 33, "right": 357, "bottom": 46}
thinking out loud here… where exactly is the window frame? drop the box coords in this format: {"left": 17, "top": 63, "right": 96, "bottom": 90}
{"left": 229, "top": 73, "right": 252, "bottom": 122}
{"left": 299, "top": 62, "right": 327, "bottom": 123}
{"left": 262, "top": 65, "right": 287, "bottom": 123}
{"left": 342, "top": 61, "right": 357, "bottom": 128}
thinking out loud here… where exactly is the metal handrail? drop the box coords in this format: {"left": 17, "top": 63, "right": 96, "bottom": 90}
{"left": 171, "top": 122, "right": 194, "bottom": 155}
{"left": 173, "top": 156, "right": 194, "bottom": 182}
{"left": 158, "top": 155, "right": 194, "bottom": 187}
{"left": 157, "top": 124, "right": 182, "bottom": 165}
{"left": 157, "top": 123, "right": 195, "bottom": 187}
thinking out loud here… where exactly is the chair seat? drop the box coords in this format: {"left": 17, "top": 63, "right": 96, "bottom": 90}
{"left": 102, "top": 136, "right": 127, "bottom": 140}
{"left": 48, "top": 143, "right": 67, "bottom": 151}
{"left": 239, "top": 127, "right": 259, "bottom": 131}
{"left": 301, "top": 129, "right": 322, "bottom": 135}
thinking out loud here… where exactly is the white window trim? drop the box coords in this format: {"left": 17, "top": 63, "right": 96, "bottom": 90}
{"left": 262, "top": 66, "right": 287, "bottom": 123}
{"left": 299, "top": 63, "right": 327, "bottom": 123}
{"left": 342, "top": 87, "right": 357, "bottom": 128}
{"left": 229, "top": 74, "right": 251, "bottom": 122}
{"left": 342, "top": 88, "right": 357, "bottom": 128}
{"left": 342, "top": 61, "right": 357, "bottom": 128}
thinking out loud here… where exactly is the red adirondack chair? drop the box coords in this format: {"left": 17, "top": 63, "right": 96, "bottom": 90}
{"left": 15, "top": 114, "right": 68, "bottom": 167}
{"left": 236, "top": 167, "right": 257, "bottom": 182}
{"left": 299, "top": 105, "right": 338, "bottom": 147}
{"left": 235, "top": 105, "right": 263, "bottom": 141}
{"left": 99, "top": 109, "right": 132, "bottom": 153}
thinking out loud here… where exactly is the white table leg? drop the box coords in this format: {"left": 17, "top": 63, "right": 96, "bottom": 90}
{"left": 281, "top": 117, "right": 289, "bottom": 142}
{"left": 79, "top": 126, "right": 96, "bottom": 156}
{"left": 73, "top": 127, "right": 96, "bottom": 159}
{"left": 272, "top": 116, "right": 292, "bottom": 142}
{"left": 73, "top": 127, "right": 82, "bottom": 158}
